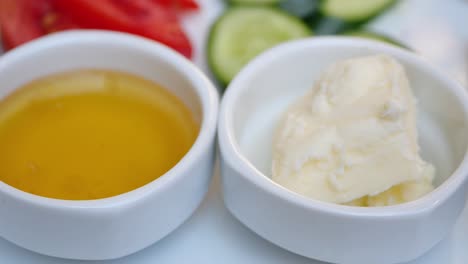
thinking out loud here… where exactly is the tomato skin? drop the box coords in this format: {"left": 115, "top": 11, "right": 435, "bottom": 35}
{"left": 0, "top": 0, "right": 80, "bottom": 50}
{"left": 0, "top": 0, "right": 46, "bottom": 50}
{"left": 52, "top": 0, "right": 132, "bottom": 31}
{"left": 152, "top": 0, "right": 199, "bottom": 11}
{"left": 42, "top": 12, "right": 79, "bottom": 33}
{"left": 1, "top": 0, "right": 194, "bottom": 58}
{"left": 53, "top": 0, "right": 192, "bottom": 57}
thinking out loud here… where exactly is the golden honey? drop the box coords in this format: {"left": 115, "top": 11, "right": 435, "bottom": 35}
{"left": 0, "top": 70, "right": 198, "bottom": 200}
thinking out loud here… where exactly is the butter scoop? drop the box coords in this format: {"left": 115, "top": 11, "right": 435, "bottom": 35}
{"left": 272, "top": 55, "right": 434, "bottom": 206}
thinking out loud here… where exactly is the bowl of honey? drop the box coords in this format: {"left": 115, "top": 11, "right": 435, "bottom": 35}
{"left": 0, "top": 30, "right": 218, "bottom": 260}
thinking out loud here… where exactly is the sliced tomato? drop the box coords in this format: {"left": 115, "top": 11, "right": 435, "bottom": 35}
{"left": 53, "top": 0, "right": 193, "bottom": 57}
{"left": 0, "top": 0, "right": 45, "bottom": 50}
{"left": 110, "top": 0, "right": 178, "bottom": 23}
{"left": 52, "top": 0, "right": 133, "bottom": 31}
{"left": 152, "top": 0, "right": 199, "bottom": 11}
{"left": 42, "top": 12, "right": 80, "bottom": 33}
{"left": 0, "top": 0, "right": 79, "bottom": 50}
{"left": 1, "top": 0, "right": 194, "bottom": 57}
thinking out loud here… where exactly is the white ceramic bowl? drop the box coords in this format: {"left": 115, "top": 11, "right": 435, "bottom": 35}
{"left": 218, "top": 37, "right": 468, "bottom": 264}
{"left": 0, "top": 31, "right": 218, "bottom": 260}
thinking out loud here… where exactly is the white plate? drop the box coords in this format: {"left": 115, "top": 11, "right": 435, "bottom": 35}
{"left": 0, "top": 0, "right": 467, "bottom": 263}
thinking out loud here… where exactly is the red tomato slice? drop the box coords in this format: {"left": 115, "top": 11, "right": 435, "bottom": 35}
{"left": 53, "top": 0, "right": 193, "bottom": 58}
{"left": 110, "top": 0, "right": 178, "bottom": 23}
{"left": 152, "top": 0, "right": 199, "bottom": 11}
{"left": 0, "top": 0, "right": 45, "bottom": 50}
{"left": 52, "top": 0, "right": 133, "bottom": 31}
{"left": 42, "top": 12, "right": 80, "bottom": 33}
{"left": 0, "top": 0, "right": 79, "bottom": 50}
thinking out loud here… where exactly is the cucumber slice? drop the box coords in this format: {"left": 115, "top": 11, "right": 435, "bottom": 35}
{"left": 320, "top": 0, "right": 396, "bottom": 22}
{"left": 344, "top": 30, "right": 408, "bottom": 48}
{"left": 208, "top": 7, "right": 311, "bottom": 85}
{"left": 228, "top": 0, "right": 279, "bottom": 5}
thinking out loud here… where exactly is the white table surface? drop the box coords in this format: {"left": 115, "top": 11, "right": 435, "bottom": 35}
{"left": 0, "top": 0, "right": 467, "bottom": 263}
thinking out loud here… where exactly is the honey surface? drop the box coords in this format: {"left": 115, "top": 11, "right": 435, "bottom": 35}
{"left": 0, "top": 70, "right": 198, "bottom": 200}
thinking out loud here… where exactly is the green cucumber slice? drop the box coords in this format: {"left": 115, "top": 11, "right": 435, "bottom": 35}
{"left": 208, "top": 7, "right": 311, "bottom": 85}
{"left": 320, "top": 0, "right": 396, "bottom": 22}
{"left": 228, "top": 0, "right": 279, "bottom": 5}
{"left": 344, "top": 30, "right": 408, "bottom": 48}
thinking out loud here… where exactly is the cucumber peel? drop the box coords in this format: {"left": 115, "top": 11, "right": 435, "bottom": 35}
{"left": 312, "top": 16, "right": 357, "bottom": 35}
{"left": 279, "top": 0, "right": 320, "bottom": 18}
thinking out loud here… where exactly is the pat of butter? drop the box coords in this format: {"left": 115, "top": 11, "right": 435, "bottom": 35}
{"left": 272, "top": 55, "right": 434, "bottom": 206}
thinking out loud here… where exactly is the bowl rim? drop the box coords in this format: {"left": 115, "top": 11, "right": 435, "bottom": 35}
{"left": 219, "top": 36, "right": 468, "bottom": 217}
{"left": 0, "top": 30, "right": 219, "bottom": 210}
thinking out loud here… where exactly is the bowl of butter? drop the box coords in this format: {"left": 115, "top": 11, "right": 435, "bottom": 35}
{"left": 218, "top": 37, "right": 468, "bottom": 264}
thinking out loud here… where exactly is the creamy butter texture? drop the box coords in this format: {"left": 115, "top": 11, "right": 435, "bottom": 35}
{"left": 272, "top": 55, "right": 434, "bottom": 206}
